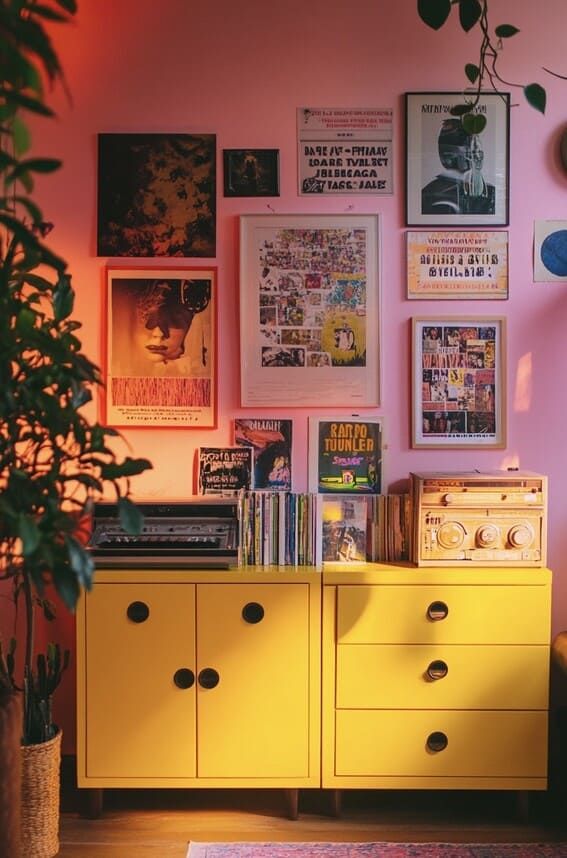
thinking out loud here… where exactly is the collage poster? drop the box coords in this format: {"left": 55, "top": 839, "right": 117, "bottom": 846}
{"left": 413, "top": 318, "right": 505, "bottom": 448}
{"left": 234, "top": 418, "right": 292, "bottom": 491}
{"left": 308, "top": 417, "right": 382, "bottom": 494}
{"left": 240, "top": 214, "right": 380, "bottom": 407}
{"left": 297, "top": 107, "right": 393, "bottom": 195}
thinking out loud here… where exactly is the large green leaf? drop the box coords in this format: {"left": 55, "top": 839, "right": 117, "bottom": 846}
{"left": 495, "top": 24, "right": 520, "bottom": 38}
{"left": 18, "top": 514, "right": 41, "bottom": 555}
{"left": 418, "top": 0, "right": 451, "bottom": 30}
{"left": 462, "top": 112, "right": 487, "bottom": 134}
{"left": 465, "top": 63, "right": 480, "bottom": 84}
{"left": 524, "top": 83, "right": 546, "bottom": 113}
{"left": 118, "top": 496, "right": 144, "bottom": 535}
{"left": 459, "top": 0, "right": 482, "bottom": 32}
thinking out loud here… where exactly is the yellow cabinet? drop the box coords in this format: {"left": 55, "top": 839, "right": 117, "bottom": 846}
{"left": 77, "top": 569, "right": 321, "bottom": 789}
{"left": 323, "top": 565, "right": 552, "bottom": 791}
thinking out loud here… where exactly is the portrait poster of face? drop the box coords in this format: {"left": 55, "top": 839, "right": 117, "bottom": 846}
{"left": 234, "top": 418, "right": 293, "bottom": 491}
{"left": 104, "top": 267, "right": 216, "bottom": 428}
{"left": 405, "top": 92, "right": 510, "bottom": 227}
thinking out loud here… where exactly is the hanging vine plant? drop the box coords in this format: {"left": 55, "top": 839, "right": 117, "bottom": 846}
{"left": 417, "top": 0, "right": 561, "bottom": 133}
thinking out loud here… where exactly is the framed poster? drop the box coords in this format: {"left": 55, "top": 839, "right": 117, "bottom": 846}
{"left": 239, "top": 213, "right": 380, "bottom": 407}
{"left": 405, "top": 92, "right": 510, "bottom": 227}
{"left": 412, "top": 317, "right": 506, "bottom": 449}
{"left": 308, "top": 415, "right": 383, "bottom": 494}
{"left": 234, "top": 418, "right": 293, "bottom": 490}
{"left": 297, "top": 107, "right": 393, "bottom": 195}
{"left": 534, "top": 221, "right": 567, "bottom": 281}
{"left": 407, "top": 230, "right": 509, "bottom": 299}
{"left": 97, "top": 133, "right": 216, "bottom": 257}
{"left": 223, "top": 149, "right": 279, "bottom": 197}
{"left": 104, "top": 267, "right": 216, "bottom": 428}
{"left": 197, "top": 447, "right": 253, "bottom": 495}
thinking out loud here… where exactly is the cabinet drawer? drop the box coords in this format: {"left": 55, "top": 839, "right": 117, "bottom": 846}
{"left": 336, "top": 644, "right": 550, "bottom": 710}
{"left": 335, "top": 710, "right": 548, "bottom": 778}
{"left": 337, "top": 584, "right": 550, "bottom": 645}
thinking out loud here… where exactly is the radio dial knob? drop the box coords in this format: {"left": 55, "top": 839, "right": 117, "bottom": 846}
{"left": 508, "top": 524, "right": 534, "bottom": 548}
{"left": 443, "top": 493, "right": 455, "bottom": 505}
{"left": 437, "top": 521, "right": 465, "bottom": 549}
{"left": 476, "top": 524, "right": 499, "bottom": 548}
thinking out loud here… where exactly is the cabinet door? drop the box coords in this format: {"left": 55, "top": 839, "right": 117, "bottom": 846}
{"left": 196, "top": 583, "right": 310, "bottom": 778}
{"left": 84, "top": 583, "right": 196, "bottom": 778}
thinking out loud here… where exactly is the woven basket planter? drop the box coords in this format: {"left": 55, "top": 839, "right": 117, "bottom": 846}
{"left": 21, "top": 729, "right": 62, "bottom": 858}
{"left": 0, "top": 690, "right": 22, "bottom": 857}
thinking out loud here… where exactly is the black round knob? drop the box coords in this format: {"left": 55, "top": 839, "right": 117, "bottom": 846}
{"left": 126, "top": 601, "right": 150, "bottom": 623}
{"left": 173, "top": 668, "right": 195, "bottom": 689}
{"left": 198, "top": 667, "right": 220, "bottom": 689}
{"left": 426, "top": 659, "right": 449, "bottom": 681}
{"left": 426, "top": 731, "right": 448, "bottom": 752}
{"left": 242, "top": 602, "right": 264, "bottom": 624}
{"left": 427, "top": 601, "right": 449, "bottom": 621}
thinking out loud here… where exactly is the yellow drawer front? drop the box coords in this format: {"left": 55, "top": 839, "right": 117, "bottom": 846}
{"left": 337, "top": 584, "right": 550, "bottom": 645}
{"left": 85, "top": 583, "right": 197, "bottom": 778}
{"left": 335, "top": 709, "right": 548, "bottom": 777}
{"left": 196, "top": 583, "right": 311, "bottom": 778}
{"left": 336, "top": 644, "right": 550, "bottom": 710}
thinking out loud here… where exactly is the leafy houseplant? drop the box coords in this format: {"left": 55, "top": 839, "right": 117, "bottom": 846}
{"left": 417, "top": 0, "right": 564, "bottom": 133}
{"left": 0, "top": 0, "right": 152, "bottom": 757}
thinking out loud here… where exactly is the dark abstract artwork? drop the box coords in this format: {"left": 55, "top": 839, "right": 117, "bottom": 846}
{"left": 97, "top": 133, "right": 216, "bottom": 257}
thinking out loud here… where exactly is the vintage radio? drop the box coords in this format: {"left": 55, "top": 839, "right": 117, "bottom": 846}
{"left": 410, "top": 470, "right": 547, "bottom": 567}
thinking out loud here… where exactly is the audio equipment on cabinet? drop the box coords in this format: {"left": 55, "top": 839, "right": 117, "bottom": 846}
{"left": 410, "top": 470, "right": 547, "bottom": 567}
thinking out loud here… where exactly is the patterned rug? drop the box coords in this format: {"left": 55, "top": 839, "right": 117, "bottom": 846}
{"left": 186, "top": 844, "right": 567, "bottom": 858}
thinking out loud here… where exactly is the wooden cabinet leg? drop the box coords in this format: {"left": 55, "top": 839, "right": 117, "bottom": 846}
{"left": 328, "top": 788, "right": 342, "bottom": 817}
{"left": 283, "top": 788, "right": 299, "bottom": 820}
{"left": 516, "top": 790, "right": 531, "bottom": 822}
{"left": 80, "top": 788, "right": 104, "bottom": 819}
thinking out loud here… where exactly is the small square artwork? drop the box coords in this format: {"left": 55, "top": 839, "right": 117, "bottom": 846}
{"left": 223, "top": 149, "right": 279, "bottom": 197}
{"left": 97, "top": 133, "right": 216, "bottom": 257}
{"left": 534, "top": 221, "right": 567, "bottom": 281}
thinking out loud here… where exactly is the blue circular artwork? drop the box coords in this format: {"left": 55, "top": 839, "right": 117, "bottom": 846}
{"left": 541, "top": 229, "right": 567, "bottom": 277}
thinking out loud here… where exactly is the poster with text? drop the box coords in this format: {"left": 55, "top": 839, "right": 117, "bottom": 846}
{"left": 308, "top": 416, "right": 382, "bottom": 494}
{"left": 197, "top": 447, "right": 253, "bottom": 495}
{"left": 104, "top": 266, "right": 216, "bottom": 428}
{"left": 297, "top": 107, "right": 393, "bottom": 195}
{"left": 407, "top": 231, "right": 508, "bottom": 299}
{"left": 234, "top": 418, "right": 292, "bottom": 490}
{"left": 239, "top": 214, "right": 380, "bottom": 407}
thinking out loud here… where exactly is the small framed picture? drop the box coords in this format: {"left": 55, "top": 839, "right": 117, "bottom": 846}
{"left": 405, "top": 92, "right": 510, "bottom": 227}
{"left": 223, "top": 149, "right": 280, "bottom": 197}
{"left": 308, "top": 415, "right": 383, "bottom": 494}
{"left": 412, "top": 316, "right": 506, "bottom": 449}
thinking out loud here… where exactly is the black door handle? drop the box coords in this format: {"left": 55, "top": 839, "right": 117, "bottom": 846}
{"left": 173, "top": 668, "right": 195, "bottom": 689}
{"left": 198, "top": 667, "right": 220, "bottom": 689}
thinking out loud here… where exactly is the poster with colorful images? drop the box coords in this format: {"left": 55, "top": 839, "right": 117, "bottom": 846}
{"left": 239, "top": 214, "right": 380, "bottom": 407}
{"left": 297, "top": 107, "right": 393, "bottom": 195}
{"left": 97, "top": 133, "right": 216, "bottom": 257}
{"left": 197, "top": 447, "right": 253, "bottom": 495}
{"left": 308, "top": 416, "right": 382, "bottom": 494}
{"left": 407, "top": 231, "right": 508, "bottom": 299}
{"left": 319, "top": 495, "right": 368, "bottom": 564}
{"left": 534, "top": 221, "right": 567, "bottom": 281}
{"left": 412, "top": 317, "right": 506, "bottom": 448}
{"left": 104, "top": 267, "right": 216, "bottom": 428}
{"left": 234, "top": 418, "right": 292, "bottom": 491}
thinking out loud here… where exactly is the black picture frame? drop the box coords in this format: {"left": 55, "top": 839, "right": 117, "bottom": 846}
{"left": 223, "top": 149, "right": 280, "bottom": 197}
{"left": 405, "top": 92, "right": 510, "bottom": 227}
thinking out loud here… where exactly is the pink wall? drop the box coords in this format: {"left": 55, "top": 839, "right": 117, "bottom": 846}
{"left": 4, "top": 0, "right": 567, "bottom": 749}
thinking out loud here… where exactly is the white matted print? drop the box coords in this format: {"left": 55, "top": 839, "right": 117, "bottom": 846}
{"left": 405, "top": 92, "right": 510, "bottom": 227}
{"left": 534, "top": 221, "right": 567, "bottom": 281}
{"left": 239, "top": 214, "right": 380, "bottom": 407}
{"left": 407, "top": 230, "right": 508, "bottom": 299}
{"left": 412, "top": 317, "right": 506, "bottom": 449}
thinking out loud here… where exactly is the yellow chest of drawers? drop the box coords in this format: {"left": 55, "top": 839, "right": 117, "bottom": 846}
{"left": 322, "top": 565, "right": 552, "bottom": 790}
{"left": 76, "top": 567, "right": 321, "bottom": 790}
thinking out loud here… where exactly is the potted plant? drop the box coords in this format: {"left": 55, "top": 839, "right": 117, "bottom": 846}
{"left": 0, "top": 1, "right": 152, "bottom": 855}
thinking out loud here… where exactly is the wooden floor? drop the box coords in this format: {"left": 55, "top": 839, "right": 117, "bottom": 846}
{"left": 58, "top": 786, "right": 567, "bottom": 858}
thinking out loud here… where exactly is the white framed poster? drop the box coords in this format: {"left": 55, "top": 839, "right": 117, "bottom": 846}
{"left": 297, "top": 107, "right": 393, "bottom": 195}
{"left": 412, "top": 316, "right": 506, "bottom": 449}
{"left": 407, "top": 230, "right": 509, "bottom": 299}
{"left": 239, "top": 214, "right": 380, "bottom": 407}
{"left": 405, "top": 92, "right": 510, "bottom": 227}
